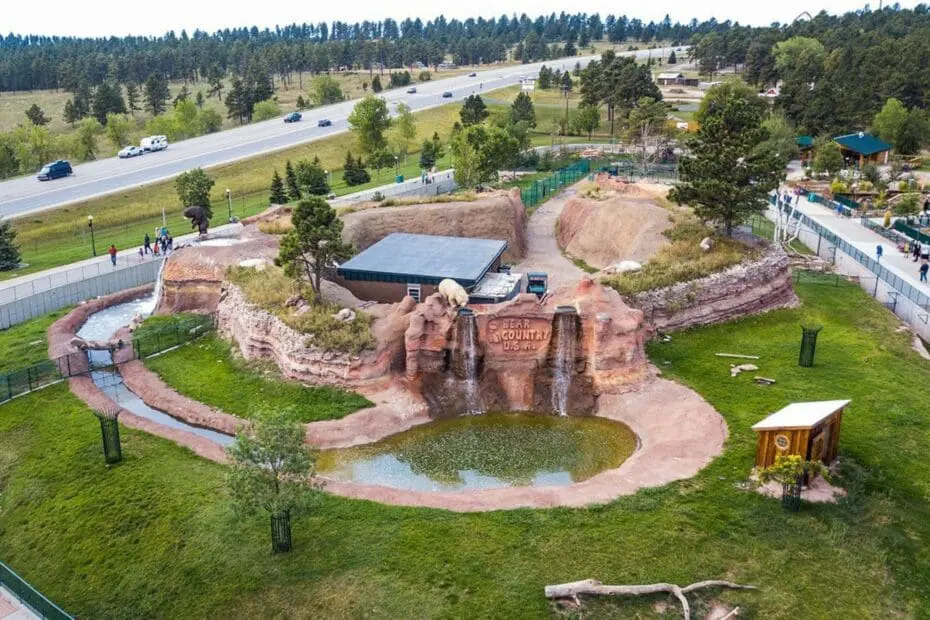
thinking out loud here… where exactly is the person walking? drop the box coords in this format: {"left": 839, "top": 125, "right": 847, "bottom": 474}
{"left": 166, "top": 235, "right": 173, "bottom": 251}
{"left": 160, "top": 236, "right": 167, "bottom": 254}
{"left": 876, "top": 244, "right": 883, "bottom": 262}
{"left": 108, "top": 244, "right": 117, "bottom": 266}
{"left": 920, "top": 260, "right": 929, "bottom": 283}
{"left": 914, "top": 241, "right": 921, "bottom": 262}
{"left": 143, "top": 232, "right": 152, "bottom": 255}
{"left": 153, "top": 241, "right": 160, "bottom": 256}
{"left": 138, "top": 247, "right": 144, "bottom": 261}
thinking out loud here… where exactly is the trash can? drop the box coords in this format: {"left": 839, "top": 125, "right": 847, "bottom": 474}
{"left": 395, "top": 175, "right": 404, "bottom": 184}
{"left": 798, "top": 324, "right": 823, "bottom": 368}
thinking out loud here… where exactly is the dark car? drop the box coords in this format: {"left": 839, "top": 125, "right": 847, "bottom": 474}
{"left": 37, "top": 160, "right": 72, "bottom": 181}
{"left": 317, "top": 119, "right": 332, "bottom": 127}
{"left": 468, "top": 72, "right": 477, "bottom": 77}
{"left": 442, "top": 91, "right": 453, "bottom": 98}
{"left": 284, "top": 112, "right": 302, "bottom": 123}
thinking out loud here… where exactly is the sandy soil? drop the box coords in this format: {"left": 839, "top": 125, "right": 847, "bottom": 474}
{"left": 512, "top": 188, "right": 586, "bottom": 290}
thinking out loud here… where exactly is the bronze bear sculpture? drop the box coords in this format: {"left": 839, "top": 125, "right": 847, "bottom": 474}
{"left": 183, "top": 206, "right": 210, "bottom": 236}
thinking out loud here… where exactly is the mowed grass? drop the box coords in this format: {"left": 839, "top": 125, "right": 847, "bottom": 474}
{"left": 144, "top": 334, "right": 371, "bottom": 423}
{"left": 4, "top": 102, "right": 460, "bottom": 279}
{"left": 1, "top": 280, "right": 929, "bottom": 617}
{"left": 0, "top": 307, "right": 68, "bottom": 373}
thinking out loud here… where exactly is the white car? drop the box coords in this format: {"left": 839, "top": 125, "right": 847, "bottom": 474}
{"left": 140, "top": 135, "right": 168, "bottom": 152}
{"left": 118, "top": 145, "right": 143, "bottom": 158}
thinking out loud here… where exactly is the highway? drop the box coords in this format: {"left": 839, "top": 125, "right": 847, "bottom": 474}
{"left": 0, "top": 48, "right": 677, "bottom": 219}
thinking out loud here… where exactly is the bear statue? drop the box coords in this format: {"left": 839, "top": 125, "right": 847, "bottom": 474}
{"left": 438, "top": 278, "right": 469, "bottom": 309}
{"left": 183, "top": 206, "right": 210, "bottom": 236}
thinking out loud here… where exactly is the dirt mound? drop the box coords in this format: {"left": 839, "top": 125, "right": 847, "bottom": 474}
{"left": 557, "top": 194, "right": 672, "bottom": 269}
{"left": 340, "top": 189, "right": 527, "bottom": 261}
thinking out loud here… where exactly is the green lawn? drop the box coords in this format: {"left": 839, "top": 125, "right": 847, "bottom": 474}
{"left": 0, "top": 307, "right": 68, "bottom": 373}
{"left": 144, "top": 334, "right": 371, "bottom": 423}
{"left": 1, "top": 278, "right": 928, "bottom": 617}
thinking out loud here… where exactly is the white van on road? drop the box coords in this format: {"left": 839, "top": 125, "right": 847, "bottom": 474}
{"left": 140, "top": 135, "right": 169, "bottom": 152}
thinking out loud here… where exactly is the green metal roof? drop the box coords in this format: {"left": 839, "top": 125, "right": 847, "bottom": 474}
{"left": 336, "top": 233, "right": 508, "bottom": 288}
{"left": 796, "top": 135, "right": 814, "bottom": 148}
{"left": 833, "top": 132, "right": 891, "bottom": 156}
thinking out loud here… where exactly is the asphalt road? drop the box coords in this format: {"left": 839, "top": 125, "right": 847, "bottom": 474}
{"left": 0, "top": 47, "right": 678, "bottom": 219}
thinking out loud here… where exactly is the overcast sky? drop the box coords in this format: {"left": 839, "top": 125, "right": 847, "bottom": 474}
{"left": 3, "top": 0, "right": 919, "bottom": 38}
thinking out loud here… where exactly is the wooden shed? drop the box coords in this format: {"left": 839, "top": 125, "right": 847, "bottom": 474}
{"left": 752, "top": 400, "right": 849, "bottom": 469}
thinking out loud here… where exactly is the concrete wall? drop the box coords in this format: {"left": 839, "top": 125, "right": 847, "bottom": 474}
{"left": 0, "top": 259, "right": 164, "bottom": 330}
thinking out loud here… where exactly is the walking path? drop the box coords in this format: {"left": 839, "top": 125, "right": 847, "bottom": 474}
{"left": 788, "top": 192, "right": 927, "bottom": 294}
{"left": 513, "top": 187, "right": 584, "bottom": 290}
{"left": 0, "top": 586, "right": 39, "bottom": 620}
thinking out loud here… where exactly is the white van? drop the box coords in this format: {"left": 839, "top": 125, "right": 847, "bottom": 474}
{"left": 140, "top": 135, "right": 169, "bottom": 152}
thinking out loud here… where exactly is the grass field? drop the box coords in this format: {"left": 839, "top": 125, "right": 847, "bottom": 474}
{"left": 1, "top": 279, "right": 929, "bottom": 618}
{"left": 144, "top": 334, "right": 371, "bottom": 423}
{"left": 0, "top": 307, "right": 68, "bottom": 373}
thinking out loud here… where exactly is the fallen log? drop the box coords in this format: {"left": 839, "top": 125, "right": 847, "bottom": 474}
{"left": 544, "top": 579, "right": 757, "bottom": 620}
{"left": 715, "top": 353, "right": 760, "bottom": 360}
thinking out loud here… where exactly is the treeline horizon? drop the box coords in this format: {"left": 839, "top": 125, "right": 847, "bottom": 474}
{"left": 0, "top": 12, "right": 708, "bottom": 92}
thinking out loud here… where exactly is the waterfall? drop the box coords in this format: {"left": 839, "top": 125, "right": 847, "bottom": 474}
{"left": 142, "top": 256, "right": 168, "bottom": 315}
{"left": 457, "top": 309, "right": 484, "bottom": 414}
{"left": 551, "top": 306, "right": 579, "bottom": 416}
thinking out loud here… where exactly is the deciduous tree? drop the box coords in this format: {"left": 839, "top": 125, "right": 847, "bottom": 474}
{"left": 175, "top": 167, "right": 215, "bottom": 218}
{"left": 812, "top": 138, "right": 843, "bottom": 177}
{"left": 105, "top": 113, "right": 134, "bottom": 148}
{"left": 71, "top": 117, "right": 102, "bottom": 161}
{"left": 348, "top": 95, "right": 391, "bottom": 155}
{"left": 226, "top": 409, "right": 323, "bottom": 553}
{"left": 309, "top": 75, "right": 344, "bottom": 106}
{"left": 295, "top": 156, "right": 330, "bottom": 195}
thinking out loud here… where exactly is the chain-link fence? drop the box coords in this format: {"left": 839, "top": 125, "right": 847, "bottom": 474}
{"left": 520, "top": 159, "right": 593, "bottom": 207}
{"left": 0, "top": 314, "right": 214, "bottom": 405}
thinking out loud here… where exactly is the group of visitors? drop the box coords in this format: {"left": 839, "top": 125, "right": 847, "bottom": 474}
{"left": 896, "top": 239, "right": 930, "bottom": 282}
{"left": 140, "top": 227, "right": 173, "bottom": 260}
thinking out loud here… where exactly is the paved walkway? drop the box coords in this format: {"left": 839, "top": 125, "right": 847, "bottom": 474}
{"left": 0, "top": 586, "right": 39, "bottom": 620}
{"left": 0, "top": 222, "right": 240, "bottom": 305}
{"left": 788, "top": 192, "right": 928, "bottom": 294}
{"left": 513, "top": 187, "right": 584, "bottom": 290}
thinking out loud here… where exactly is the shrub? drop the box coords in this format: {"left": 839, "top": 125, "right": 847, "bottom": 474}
{"left": 252, "top": 99, "right": 281, "bottom": 122}
{"left": 418, "top": 71, "right": 432, "bottom": 82}
{"left": 830, "top": 178, "right": 848, "bottom": 195}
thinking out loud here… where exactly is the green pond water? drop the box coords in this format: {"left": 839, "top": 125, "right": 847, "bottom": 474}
{"left": 316, "top": 413, "right": 637, "bottom": 492}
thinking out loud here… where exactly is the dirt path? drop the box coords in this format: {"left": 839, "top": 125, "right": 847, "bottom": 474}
{"left": 514, "top": 187, "right": 585, "bottom": 290}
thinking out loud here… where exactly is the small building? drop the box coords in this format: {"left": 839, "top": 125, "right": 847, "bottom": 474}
{"left": 468, "top": 271, "right": 523, "bottom": 304}
{"left": 752, "top": 400, "right": 849, "bottom": 469}
{"left": 796, "top": 135, "right": 815, "bottom": 162}
{"left": 656, "top": 72, "right": 699, "bottom": 87}
{"left": 834, "top": 132, "right": 891, "bottom": 167}
{"left": 335, "top": 233, "right": 508, "bottom": 303}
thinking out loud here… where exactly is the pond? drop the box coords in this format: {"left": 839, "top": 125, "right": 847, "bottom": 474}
{"left": 316, "top": 413, "right": 637, "bottom": 492}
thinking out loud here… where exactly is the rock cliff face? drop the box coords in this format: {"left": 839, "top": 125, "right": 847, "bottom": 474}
{"left": 216, "top": 284, "right": 411, "bottom": 387}
{"left": 157, "top": 230, "right": 278, "bottom": 315}
{"left": 340, "top": 189, "right": 528, "bottom": 261}
{"left": 627, "top": 245, "right": 799, "bottom": 331}
{"left": 404, "top": 279, "right": 652, "bottom": 416}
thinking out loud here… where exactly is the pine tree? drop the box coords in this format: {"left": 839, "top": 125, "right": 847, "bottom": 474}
{"left": 285, "top": 160, "right": 302, "bottom": 200}
{"left": 144, "top": 73, "right": 170, "bottom": 116}
{"left": 510, "top": 91, "right": 536, "bottom": 127}
{"left": 269, "top": 170, "right": 288, "bottom": 205}
{"left": 195, "top": 91, "right": 205, "bottom": 109}
{"left": 0, "top": 218, "right": 21, "bottom": 271}
{"left": 371, "top": 75, "right": 383, "bottom": 93}
{"left": 92, "top": 82, "right": 127, "bottom": 125}
{"left": 668, "top": 50, "right": 678, "bottom": 64}
{"left": 459, "top": 94, "right": 489, "bottom": 127}
{"left": 25, "top": 103, "right": 50, "bottom": 126}
{"left": 63, "top": 99, "right": 78, "bottom": 127}
{"left": 125, "top": 82, "right": 140, "bottom": 114}
{"left": 73, "top": 82, "right": 93, "bottom": 118}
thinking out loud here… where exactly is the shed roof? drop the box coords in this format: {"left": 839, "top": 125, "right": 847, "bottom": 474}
{"left": 657, "top": 72, "right": 684, "bottom": 80}
{"left": 752, "top": 400, "right": 850, "bottom": 431}
{"left": 834, "top": 132, "right": 891, "bottom": 156}
{"left": 796, "top": 135, "right": 814, "bottom": 148}
{"left": 336, "top": 233, "right": 508, "bottom": 288}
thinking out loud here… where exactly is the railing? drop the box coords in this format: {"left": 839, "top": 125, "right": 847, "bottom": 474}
{"left": 805, "top": 192, "right": 855, "bottom": 217}
{"left": 892, "top": 219, "right": 930, "bottom": 245}
{"left": 520, "top": 159, "right": 593, "bottom": 208}
{"left": 0, "top": 560, "right": 73, "bottom": 620}
{"left": 834, "top": 194, "right": 862, "bottom": 210}
{"left": 861, "top": 217, "right": 904, "bottom": 243}
{"left": 0, "top": 314, "right": 214, "bottom": 406}
{"left": 771, "top": 197, "right": 930, "bottom": 309}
